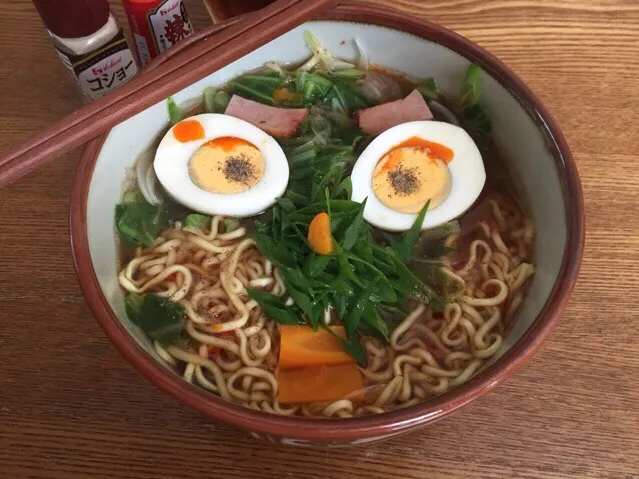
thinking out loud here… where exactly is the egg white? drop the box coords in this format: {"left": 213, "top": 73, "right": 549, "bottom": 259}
{"left": 154, "top": 113, "right": 289, "bottom": 217}
{"left": 351, "top": 121, "right": 486, "bottom": 231}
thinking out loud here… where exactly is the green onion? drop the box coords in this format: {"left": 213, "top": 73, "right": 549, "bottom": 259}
{"left": 214, "top": 91, "right": 231, "bottom": 111}
{"left": 167, "top": 97, "right": 184, "bottom": 125}
{"left": 341, "top": 199, "right": 367, "bottom": 250}
{"left": 416, "top": 78, "right": 440, "bottom": 101}
{"left": 460, "top": 63, "right": 482, "bottom": 108}
{"left": 330, "top": 69, "right": 364, "bottom": 79}
{"left": 185, "top": 214, "right": 210, "bottom": 230}
{"left": 203, "top": 87, "right": 217, "bottom": 113}
{"left": 391, "top": 201, "right": 430, "bottom": 262}
{"left": 246, "top": 289, "right": 304, "bottom": 325}
{"left": 229, "top": 75, "right": 277, "bottom": 105}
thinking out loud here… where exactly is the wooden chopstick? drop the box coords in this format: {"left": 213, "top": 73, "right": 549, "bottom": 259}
{"left": 0, "top": 0, "right": 339, "bottom": 187}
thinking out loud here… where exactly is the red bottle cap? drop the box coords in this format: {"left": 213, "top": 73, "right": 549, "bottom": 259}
{"left": 33, "top": 0, "right": 110, "bottom": 39}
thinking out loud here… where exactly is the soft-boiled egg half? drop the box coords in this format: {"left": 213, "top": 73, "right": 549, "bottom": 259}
{"left": 154, "top": 113, "right": 289, "bottom": 217}
{"left": 351, "top": 121, "right": 485, "bottom": 231}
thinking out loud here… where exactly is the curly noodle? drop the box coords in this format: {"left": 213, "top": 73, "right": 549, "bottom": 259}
{"left": 118, "top": 195, "right": 534, "bottom": 417}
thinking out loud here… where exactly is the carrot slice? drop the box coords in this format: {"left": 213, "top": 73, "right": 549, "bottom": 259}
{"left": 307, "top": 212, "right": 334, "bottom": 255}
{"left": 173, "top": 119, "right": 205, "bottom": 143}
{"left": 279, "top": 325, "right": 354, "bottom": 370}
{"left": 278, "top": 363, "right": 364, "bottom": 404}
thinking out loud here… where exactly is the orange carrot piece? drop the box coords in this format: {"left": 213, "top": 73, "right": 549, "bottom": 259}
{"left": 279, "top": 325, "right": 354, "bottom": 370}
{"left": 173, "top": 119, "right": 205, "bottom": 143}
{"left": 278, "top": 363, "right": 364, "bottom": 404}
{"left": 307, "top": 212, "right": 334, "bottom": 255}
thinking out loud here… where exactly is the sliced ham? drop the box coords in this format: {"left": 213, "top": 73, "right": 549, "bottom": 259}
{"left": 356, "top": 89, "right": 433, "bottom": 136}
{"left": 225, "top": 95, "right": 308, "bottom": 138}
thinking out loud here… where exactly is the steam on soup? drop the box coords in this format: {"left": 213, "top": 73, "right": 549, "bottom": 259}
{"left": 115, "top": 31, "right": 535, "bottom": 418}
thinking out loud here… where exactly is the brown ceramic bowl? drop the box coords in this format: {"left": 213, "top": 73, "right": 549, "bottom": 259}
{"left": 70, "top": 5, "right": 584, "bottom": 445}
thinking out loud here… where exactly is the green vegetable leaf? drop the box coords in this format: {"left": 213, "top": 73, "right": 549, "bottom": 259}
{"left": 331, "top": 176, "right": 352, "bottom": 200}
{"left": 460, "top": 63, "right": 482, "bottom": 109}
{"left": 116, "top": 198, "right": 189, "bottom": 247}
{"left": 230, "top": 74, "right": 279, "bottom": 105}
{"left": 331, "top": 69, "right": 364, "bottom": 79}
{"left": 185, "top": 214, "right": 210, "bottom": 230}
{"left": 325, "top": 77, "right": 371, "bottom": 116}
{"left": 285, "top": 190, "right": 310, "bottom": 207}
{"left": 416, "top": 78, "right": 440, "bottom": 101}
{"left": 276, "top": 197, "right": 297, "bottom": 214}
{"left": 408, "top": 261, "right": 460, "bottom": 310}
{"left": 203, "top": 87, "right": 231, "bottom": 113}
{"left": 203, "top": 87, "right": 217, "bottom": 113}
{"left": 304, "top": 253, "right": 332, "bottom": 277}
{"left": 392, "top": 201, "right": 430, "bottom": 262}
{"left": 299, "top": 73, "right": 334, "bottom": 104}
{"left": 279, "top": 265, "right": 316, "bottom": 291}
{"left": 252, "top": 231, "right": 298, "bottom": 267}
{"left": 353, "top": 232, "right": 374, "bottom": 264}
{"left": 332, "top": 289, "right": 349, "bottom": 318}
{"left": 167, "top": 97, "right": 184, "bottom": 126}
{"left": 115, "top": 204, "right": 136, "bottom": 248}
{"left": 300, "top": 112, "right": 332, "bottom": 146}
{"left": 341, "top": 279, "right": 378, "bottom": 337}
{"left": 336, "top": 248, "right": 362, "bottom": 287}
{"left": 464, "top": 103, "right": 491, "bottom": 133}
{"left": 341, "top": 198, "right": 367, "bottom": 250}
{"left": 247, "top": 289, "right": 304, "bottom": 325}
{"left": 116, "top": 201, "right": 163, "bottom": 247}
{"left": 362, "top": 302, "right": 389, "bottom": 341}
{"left": 287, "top": 286, "right": 316, "bottom": 325}
{"left": 215, "top": 91, "right": 231, "bottom": 112}
{"left": 385, "top": 249, "right": 423, "bottom": 296}
{"left": 462, "top": 103, "right": 492, "bottom": 151}
{"left": 321, "top": 323, "right": 367, "bottom": 367}
{"left": 125, "top": 293, "right": 186, "bottom": 346}
{"left": 311, "top": 166, "right": 342, "bottom": 202}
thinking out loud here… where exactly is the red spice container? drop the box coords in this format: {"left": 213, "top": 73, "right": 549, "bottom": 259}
{"left": 122, "top": 0, "right": 195, "bottom": 66}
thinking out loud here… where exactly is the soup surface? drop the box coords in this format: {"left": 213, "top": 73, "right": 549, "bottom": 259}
{"left": 115, "top": 32, "right": 535, "bottom": 418}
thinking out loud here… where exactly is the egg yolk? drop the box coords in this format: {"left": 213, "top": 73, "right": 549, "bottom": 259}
{"left": 372, "top": 144, "right": 452, "bottom": 214}
{"left": 188, "top": 137, "right": 265, "bottom": 194}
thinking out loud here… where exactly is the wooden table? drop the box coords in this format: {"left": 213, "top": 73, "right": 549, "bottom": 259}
{"left": 0, "top": 1, "right": 637, "bottom": 477}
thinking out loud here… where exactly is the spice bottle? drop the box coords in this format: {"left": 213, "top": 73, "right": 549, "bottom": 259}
{"left": 33, "top": 0, "right": 139, "bottom": 103}
{"left": 122, "top": 0, "right": 195, "bottom": 66}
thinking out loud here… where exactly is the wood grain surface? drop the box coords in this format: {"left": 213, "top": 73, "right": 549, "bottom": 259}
{"left": 0, "top": 1, "right": 637, "bottom": 478}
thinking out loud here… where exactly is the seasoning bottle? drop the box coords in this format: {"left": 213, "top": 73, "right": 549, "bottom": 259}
{"left": 33, "top": 0, "right": 139, "bottom": 104}
{"left": 122, "top": 0, "right": 195, "bottom": 66}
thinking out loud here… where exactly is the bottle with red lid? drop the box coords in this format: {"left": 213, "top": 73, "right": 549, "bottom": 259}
{"left": 33, "top": 0, "right": 139, "bottom": 103}
{"left": 122, "top": 0, "right": 195, "bottom": 66}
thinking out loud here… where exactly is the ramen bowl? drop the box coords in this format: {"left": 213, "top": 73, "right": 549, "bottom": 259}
{"left": 69, "top": 5, "right": 584, "bottom": 446}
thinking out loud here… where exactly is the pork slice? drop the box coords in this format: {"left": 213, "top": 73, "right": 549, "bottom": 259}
{"left": 356, "top": 89, "right": 433, "bottom": 136}
{"left": 225, "top": 95, "right": 308, "bottom": 138}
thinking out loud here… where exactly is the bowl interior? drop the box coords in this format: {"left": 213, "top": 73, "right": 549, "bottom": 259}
{"left": 82, "top": 19, "right": 568, "bottom": 435}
